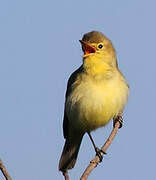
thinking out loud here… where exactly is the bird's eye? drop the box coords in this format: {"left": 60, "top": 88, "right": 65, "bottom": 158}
{"left": 98, "top": 44, "right": 103, "bottom": 49}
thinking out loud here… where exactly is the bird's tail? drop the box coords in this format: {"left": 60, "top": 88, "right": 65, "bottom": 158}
{"left": 59, "top": 134, "right": 84, "bottom": 172}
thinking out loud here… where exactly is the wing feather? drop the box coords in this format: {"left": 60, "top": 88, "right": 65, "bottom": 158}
{"left": 63, "top": 66, "right": 83, "bottom": 139}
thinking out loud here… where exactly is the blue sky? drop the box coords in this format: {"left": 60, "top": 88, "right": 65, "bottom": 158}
{"left": 0, "top": 0, "right": 156, "bottom": 179}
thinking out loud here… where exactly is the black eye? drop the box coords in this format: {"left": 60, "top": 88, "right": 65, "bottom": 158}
{"left": 98, "top": 44, "right": 103, "bottom": 49}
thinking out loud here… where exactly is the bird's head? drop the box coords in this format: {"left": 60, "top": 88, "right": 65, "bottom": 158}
{"left": 79, "top": 31, "right": 117, "bottom": 67}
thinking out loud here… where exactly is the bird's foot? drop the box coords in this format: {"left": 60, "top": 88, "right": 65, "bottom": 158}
{"left": 113, "top": 115, "right": 123, "bottom": 128}
{"left": 95, "top": 147, "right": 106, "bottom": 162}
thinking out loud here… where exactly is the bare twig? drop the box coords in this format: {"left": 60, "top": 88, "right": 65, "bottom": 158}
{"left": 63, "top": 170, "right": 69, "bottom": 180}
{"left": 80, "top": 120, "right": 121, "bottom": 180}
{"left": 0, "top": 159, "right": 12, "bottom": 180}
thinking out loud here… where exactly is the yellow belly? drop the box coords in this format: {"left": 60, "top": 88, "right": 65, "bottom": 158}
{"left": 66, "top": 74, "right": 129, "bottom": 132}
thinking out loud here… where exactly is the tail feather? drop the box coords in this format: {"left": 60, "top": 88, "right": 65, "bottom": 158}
{"left": 59, "top": 134, "right": 83, "bottom": 172}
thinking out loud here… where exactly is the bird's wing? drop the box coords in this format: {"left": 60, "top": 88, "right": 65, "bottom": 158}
{"left": 63, "top": 65, "right": 83, "bottom": 139}
{"left": 116, "top": 63, "right": 130, "bottom": 89}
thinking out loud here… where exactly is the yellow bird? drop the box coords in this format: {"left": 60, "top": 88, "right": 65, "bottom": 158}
{"left": 59, "top": 31, "right": 129, "bottom": 173}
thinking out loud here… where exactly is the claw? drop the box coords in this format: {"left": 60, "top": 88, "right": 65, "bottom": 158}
{"left": 95, "top": 147, "right": 106, "bottom": 162}
{"left": 113, "top": 115, "right": 123, "bottom": 128}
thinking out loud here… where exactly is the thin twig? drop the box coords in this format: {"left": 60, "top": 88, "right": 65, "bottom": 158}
{"left": 63, "top": 170, "right": 69, "bottom": 180}
{"left": 80, "top": 120, "right": 121, "bottom": 180}
{"left": 0, "top": 159, "right": 12, "bottom": 180}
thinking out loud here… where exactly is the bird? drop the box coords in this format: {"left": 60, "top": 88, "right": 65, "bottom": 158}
{"left": 58, "top": 31, "right": 129, "bottom": 173}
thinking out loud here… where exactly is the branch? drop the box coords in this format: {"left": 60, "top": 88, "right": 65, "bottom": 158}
{"left": 80, "top": 120, "right": 121, "bottom": 180}
{"left": 0, "top": 159, "right": 12, "bottom": 180}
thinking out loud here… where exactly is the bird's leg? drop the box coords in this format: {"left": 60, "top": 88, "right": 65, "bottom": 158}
{"left": 87, "top": 132, "right": 106, "bottom": 162}
{"left": 113, "top": 112, "right": 123, "bottom": 128}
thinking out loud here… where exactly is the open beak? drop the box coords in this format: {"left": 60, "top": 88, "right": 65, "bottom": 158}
{"left": 79, "top": 40, "right": 96, "bottom": 58}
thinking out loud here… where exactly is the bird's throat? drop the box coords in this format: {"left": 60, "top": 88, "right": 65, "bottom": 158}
{"left": 83, "top": 56, "right": 114, "bottom": 77}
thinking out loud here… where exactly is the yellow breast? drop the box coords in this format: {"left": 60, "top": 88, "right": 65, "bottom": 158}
{"left": 66, "top": 71, "right": 129, "bottom": 132}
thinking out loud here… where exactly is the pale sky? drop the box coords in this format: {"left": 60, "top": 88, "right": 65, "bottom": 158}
{"left": 0, "top": 0, "right": 156, "bottom": 179}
